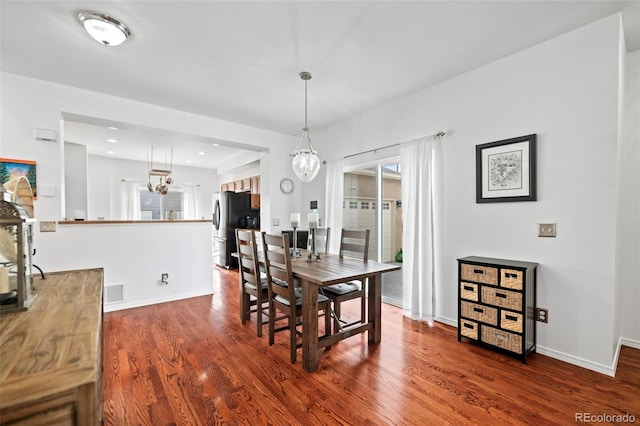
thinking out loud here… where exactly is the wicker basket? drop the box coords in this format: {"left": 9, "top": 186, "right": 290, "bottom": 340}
{"left": 460, "top": 301, "right": 497, "bottom": 326}
{"left": 500, "top": 310, "right": 523, "bottom": 333}
{"left": 460, "top": 319, "right": 478, "bottom": 340}
{"left": 461, "top": 263, "right": 498, "bottom": 285}
{"left": 460, "top": 282, "right": 479, "bottom": 302}
{"left": 481, "top": 326, "right": 522, "bottom": 354}
{"left": 501, "top": 269, "right": 523, "bottom": 290}
{"left": 481, "top": 287, "right": 521, "bottom": 311}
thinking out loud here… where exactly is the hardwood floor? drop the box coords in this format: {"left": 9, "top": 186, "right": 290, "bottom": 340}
{"left": 103, "top": 266, "right": 640, "bottom": 425}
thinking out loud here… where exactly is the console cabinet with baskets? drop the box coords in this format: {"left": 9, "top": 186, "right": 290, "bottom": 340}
{"left": 457, "top": 256, "right": 538, "bottom": 363}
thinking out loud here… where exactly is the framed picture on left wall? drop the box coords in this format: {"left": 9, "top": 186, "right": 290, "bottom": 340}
{"left": 0, "top": 158, "right": 37, "bottom": 199}
{"left": 476, "top": 134, "right": 537, "bottom": 203}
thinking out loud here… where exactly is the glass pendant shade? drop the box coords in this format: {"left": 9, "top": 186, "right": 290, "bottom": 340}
{"left": 78, "top": 12, "right": 131, "bottom": 47}
{"left": 291, "top": 130, "right": 320, "bottom": 182}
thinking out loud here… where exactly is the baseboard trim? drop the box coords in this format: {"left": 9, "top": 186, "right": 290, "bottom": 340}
{"left": 536, "top": 345, "right": 616, "bottom": 377}
{"left": 104, "top": 290, "right": 213, "bottom": 313}
{"left": 434, "top": 315, "right": 457, "bottom": 328}
{"left": 620, "top": 337, "right": 640, "bottom": 350}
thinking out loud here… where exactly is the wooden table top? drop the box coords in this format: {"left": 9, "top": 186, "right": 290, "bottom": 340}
{"left": 0, "top": 268, "right": 104, "bottom": 410}
{"left": 290, "top": 252, "right": 400, "bottom": 286}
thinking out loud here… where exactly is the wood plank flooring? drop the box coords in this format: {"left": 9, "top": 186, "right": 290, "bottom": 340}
{"left": 103, "top": 266, "right": 640, "bottom": 425}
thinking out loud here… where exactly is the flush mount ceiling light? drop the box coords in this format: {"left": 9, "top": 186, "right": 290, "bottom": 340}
{"left": 290, "top": 71, "right": 321, "bottom": 183}
{"left": 78, "top": 11, "right": 131, "bottom": 47}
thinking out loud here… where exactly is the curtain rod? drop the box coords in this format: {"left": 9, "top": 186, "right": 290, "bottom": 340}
{"left": 120, "top": 179, "right": 200, "bottom": 187}
{"left": 343, "top": 130, "right": 447, "bottom": 160}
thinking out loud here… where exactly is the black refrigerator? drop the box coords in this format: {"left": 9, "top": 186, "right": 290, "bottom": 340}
{"left": 212, "top": 191, "right": 258, "bottom": 269}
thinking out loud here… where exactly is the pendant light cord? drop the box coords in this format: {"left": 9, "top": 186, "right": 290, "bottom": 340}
{"left": 304, "top": 78, "right": 308, "bottom": 130}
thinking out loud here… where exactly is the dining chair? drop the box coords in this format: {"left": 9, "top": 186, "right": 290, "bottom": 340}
{"left": 261, "top": 232, "right": 332, "bottom": 363}
{"left": 322, "top": 229, "right": 370, "bottom": 332}
{"left": 308, "top": 227, "right": 330, "bottom": 254}
{"left": 236, "top": 229, "right": 268, "bottom": 337}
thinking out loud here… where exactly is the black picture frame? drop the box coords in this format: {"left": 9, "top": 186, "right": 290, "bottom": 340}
{"left": 476, "top": 134, "right": 537, "bottom": 203}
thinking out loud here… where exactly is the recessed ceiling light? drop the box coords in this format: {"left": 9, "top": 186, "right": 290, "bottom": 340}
{"left": 78, "top": 11, "right": 131, "bottom": 47}
{"left": 107, "top": 138, "right": 118, "bottom": 143}
{"left": 185, "top": 160, "right": 192, "bottom": 164}
{"left": 212, "top": 143, "right": 220, "bottom": 147}
{"left": 108, "top": 126, "right": 118, "bottom": 130}
{"left": 107, "top": 150, "right": 115, "bottom": 154}
{"left": 198, "top": 151, "right": 206, "bottom": 156}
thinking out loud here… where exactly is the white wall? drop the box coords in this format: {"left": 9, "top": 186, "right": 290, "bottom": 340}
{"left": 0, "top": 71, "right": 297, "bottom": 309}
{"left": 616, "top": 47, "right": 640, "bottom": 348}
{"left": 314, "top": 14, "right": 627, "bottom": 374}
{"left": 44, "top": 221, "right": 213, "bottom": 313}
{"left": 64, "top": 142, "right": 88, "bottom": 219}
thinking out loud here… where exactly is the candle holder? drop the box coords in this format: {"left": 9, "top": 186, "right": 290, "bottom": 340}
{"left": 307, "top": 227, "right": 321, "bottom": 261}
{"left": 291, "top": 227, "right": 301, "bottom": 257}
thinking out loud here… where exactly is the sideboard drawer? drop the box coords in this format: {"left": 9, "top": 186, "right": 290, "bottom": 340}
{"left": 460, "top": 301, "right": 497, "bottom": 326}
{"left": 461, "top": 263, "right": 498, "bottom": 285}
{"left": 460, "top": 282, "right": 479, "bottom": 302}
{"left": 460, "top": 319, "right": 479, "bottom": 340}
{"left": 482, "top": 326, "right": 522, "bottom": 354}
{"left": 501, "top": 269, "right": 523, "bottom": 290}
{"left": 481, "top": 287, "right": 522, "bottom": 311}
{"left": 500, "top": 310, "right": 523, "bottom": 333}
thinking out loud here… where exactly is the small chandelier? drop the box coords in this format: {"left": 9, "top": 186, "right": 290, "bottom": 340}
{"left": 290, "top": 71, "right": 321, "bottom": 182}
{"left": 78, "top": 11, "right": 131, "bottom": 47}
{"left": 147, "top": 146, "right": 173, "bottom": 196}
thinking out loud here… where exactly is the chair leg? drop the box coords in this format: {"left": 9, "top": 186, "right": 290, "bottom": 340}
{"left": 290, "top": 311, "right": 297, "bottom": 363}
{"left": 269, "top": 303, "right": 275, "bottom": 346}
{"left": 324, "top": 304, "right": 331, "bottom": 337}
{"left": 241, "top": 292, "right": 250, "bottom": 324}
{"left": 256, "top": 297, "right": 263, "bottom": 337}
{"left": 360, "top": 279, "right": 366, "bottom": 325}
{"left": 333, "top": 299, "right": 341, "bottom": 333}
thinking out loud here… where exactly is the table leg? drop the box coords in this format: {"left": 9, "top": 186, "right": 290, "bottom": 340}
{"left": 301, "top": 279, "right": 319, "bottom": 372}
{"left": 368, "top": 273, "right": 382, "bottom": 344}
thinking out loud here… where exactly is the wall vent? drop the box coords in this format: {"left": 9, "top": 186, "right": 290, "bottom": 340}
{"left": 105, "top": 283, "right": 125, "bottom": 304}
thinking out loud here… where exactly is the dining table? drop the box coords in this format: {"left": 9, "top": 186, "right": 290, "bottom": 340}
{"left": 289, "top": 251, "right": 401, "bottom": 372}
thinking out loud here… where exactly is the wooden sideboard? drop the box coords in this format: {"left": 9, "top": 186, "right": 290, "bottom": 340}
{"left": 0, "top": 268, "right": 104, "bottom": 425}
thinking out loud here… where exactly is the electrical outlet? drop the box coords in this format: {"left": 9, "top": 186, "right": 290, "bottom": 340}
{"left": 161, "top": 273, "right": 169, "bottom": 283}
{"left": 536, "top": 307, "right": 549, "bottom": 323}
{"left": 40, "top": 221, "right": 56, "bottom": 232}
{"left": 538, "top": 223, "right": 556, "bottom": 237}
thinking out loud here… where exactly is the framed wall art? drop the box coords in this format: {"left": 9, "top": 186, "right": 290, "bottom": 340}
{"left": 476, "top": 134, "right": 536, "bottom": 203}
{"left": 0, "top": 158, "right": 37, "bottom": 199}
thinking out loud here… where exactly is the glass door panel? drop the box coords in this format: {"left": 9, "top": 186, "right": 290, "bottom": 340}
{"left": 381, "top": 162, "right": 402, "bottom": 306}
{"left": 343, "top": 161, "right": 402, "bottom": 306}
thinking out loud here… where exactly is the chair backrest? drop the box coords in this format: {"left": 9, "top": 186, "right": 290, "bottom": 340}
{"left": 309, "top": 227, "right": 330, "bottom": 254}
{"left": 339, "top": 229, "right": 370, "bottom": 262}
{"left": 261, "top": 232, "right": 295, "bottom": 303}
{"left": 281, "top": 230, "right": 309, "bottom": 249}
{"left": 236, "top": 229, "right": 260, "bottom": 289}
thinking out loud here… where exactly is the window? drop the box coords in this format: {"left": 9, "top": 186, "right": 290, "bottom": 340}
{"left": 140, "top": 189, "right": 183, "bottom": 219}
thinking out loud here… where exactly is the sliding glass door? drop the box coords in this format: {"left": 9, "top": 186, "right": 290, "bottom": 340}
{"left": 343, "top": 160, "right": 402, "bottom": 306}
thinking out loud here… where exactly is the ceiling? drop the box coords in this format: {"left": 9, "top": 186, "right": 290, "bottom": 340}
{"left": 2, "top": 1, "right": 639, "bottom": 170}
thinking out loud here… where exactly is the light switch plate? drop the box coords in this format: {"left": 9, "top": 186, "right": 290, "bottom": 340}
{"left": 538, "top": 223, "right": 556, "bottom": 237}
{"left": 273, "top": 218, "right": 280, "bottom": 226}
{"left": 40, "top": 221, "right": 56, "bottom": 232}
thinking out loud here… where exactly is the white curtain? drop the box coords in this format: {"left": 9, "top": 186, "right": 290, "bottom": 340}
{"left": 324, "top": 158, "right": 344, "bottom": 254}
{"left": 183, "top": 185, "right": 200, "bottom": 219}
{"left": 401, "top": 136, "right": 443, "bottom": 322}
{"left": 121, "top": 182, "right": 141, "bottom": 220}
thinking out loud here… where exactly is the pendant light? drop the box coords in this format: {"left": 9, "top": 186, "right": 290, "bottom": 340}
{"left": 78, "top": 11, "right": 131, "bottom": 47}
{"left": 291, "top": 72, "right": 321, "bottom": 182}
